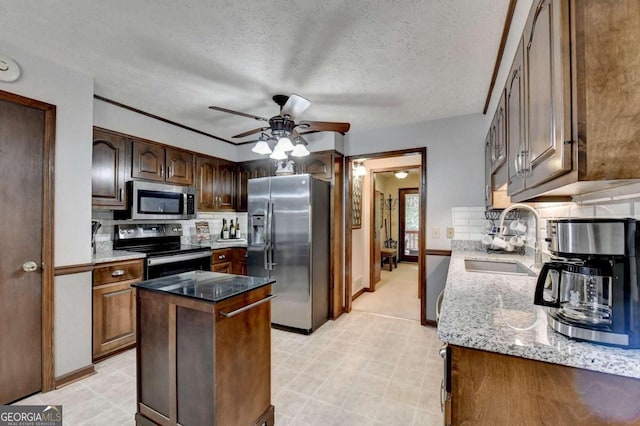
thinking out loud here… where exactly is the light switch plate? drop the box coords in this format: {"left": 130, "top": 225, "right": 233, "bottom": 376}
{"left": 446, "top": 227, "right": 455, "bottom": 238}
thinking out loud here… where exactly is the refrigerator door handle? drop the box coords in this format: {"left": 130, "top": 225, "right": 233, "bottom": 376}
{"left": 269, "top": 202, "right": 276, "bottom": 269}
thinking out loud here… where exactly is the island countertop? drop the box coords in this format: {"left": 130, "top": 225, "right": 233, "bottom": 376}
{"left": 437, "top": 245, "right": 640, "bottom": 379}
{"left": 132, "top": 270, "right": 274, "bottom": 303}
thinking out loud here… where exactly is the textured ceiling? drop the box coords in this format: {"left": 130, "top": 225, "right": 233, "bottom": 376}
{"left": 1, "top": 0, "right": 509, "bottom": 144}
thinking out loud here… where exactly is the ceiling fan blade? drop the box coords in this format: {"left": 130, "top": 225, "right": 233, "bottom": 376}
{"left": 281, "top": 94, "right": 311, "bottom": 119}
{"left": 232, "top": 127, "right": 270, "bottom": 138}
{"left": 208, "top": 105, "right": 269, "bottom": 122}
{"left": 298, "top": 121, "right": 350, "bottom": 134}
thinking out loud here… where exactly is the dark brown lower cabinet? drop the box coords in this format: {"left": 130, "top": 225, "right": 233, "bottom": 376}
{"left": 448, "top": 345, "right": 640, "bottom": 426}
{"left": 135, "top": 285, "right": 273, "bottom": 426}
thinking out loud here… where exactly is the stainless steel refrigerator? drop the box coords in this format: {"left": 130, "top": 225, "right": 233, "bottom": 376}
{"left": 248, "top": 174, "right": 330, "bottom": 334}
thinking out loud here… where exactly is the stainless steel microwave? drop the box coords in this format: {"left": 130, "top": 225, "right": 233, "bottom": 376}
{"left": 114, "top": 181, "right": 197, "bottom": 220}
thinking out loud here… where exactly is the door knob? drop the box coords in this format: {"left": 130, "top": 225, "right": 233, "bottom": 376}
{"left": 22, "top": 261, "right": 38, "bottom": 272}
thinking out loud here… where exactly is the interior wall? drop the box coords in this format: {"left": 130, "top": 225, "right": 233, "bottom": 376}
{"left": 0, "top": 43, "right": 94, "bottom": 377}
{"left": 345, "top": 113, "right": 485, "bottom": 251}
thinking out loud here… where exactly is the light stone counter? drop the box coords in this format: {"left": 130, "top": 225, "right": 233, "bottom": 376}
{"left": 93, "top": 250, "right": 146, "bottom": 264}
{"left": 437, "top": 246, "right": 640, "bottom": 379}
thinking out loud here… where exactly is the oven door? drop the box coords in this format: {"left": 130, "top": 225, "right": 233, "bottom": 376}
{"left": 146, "top": 250, "right": 212, "bottom": 279}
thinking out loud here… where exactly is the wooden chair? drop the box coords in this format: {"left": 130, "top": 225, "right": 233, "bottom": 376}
{"left": 380, "top": 248, "right": 398, "bottom": 271}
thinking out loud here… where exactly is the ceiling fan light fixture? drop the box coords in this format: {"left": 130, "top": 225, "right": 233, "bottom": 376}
{"left": 252, "top": 140, "right": 272, "bottom": 155}
{"left": 395, "top": 171, "right": 409, "bottom": 179}
{"left": 290, "top": 143, "right": 310, "bottom": 157}
{"left": 269, "top": 148, "right": 288, "bottom": 160}
{"left": 274, "top": 136, "right": 294, "bottom": 152}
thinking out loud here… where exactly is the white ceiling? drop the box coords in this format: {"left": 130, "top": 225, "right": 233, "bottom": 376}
{"left": 2, "top": 0, "right": 509, "bottom": 145}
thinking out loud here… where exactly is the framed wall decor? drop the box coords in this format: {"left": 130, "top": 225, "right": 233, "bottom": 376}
{"left": 352, "top": 175, "right": 363, "bottom": 229}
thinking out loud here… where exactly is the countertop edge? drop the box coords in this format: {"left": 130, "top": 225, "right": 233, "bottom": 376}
{"left": 437, "top": 248, "right": 640, "bottom": 379}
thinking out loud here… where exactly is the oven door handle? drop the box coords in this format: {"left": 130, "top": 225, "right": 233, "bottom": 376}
{"left": 146, "top": 250, "right": 212, "bottom": 266}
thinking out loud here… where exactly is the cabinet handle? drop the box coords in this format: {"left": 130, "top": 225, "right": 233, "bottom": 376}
{"left": 119, "top": 187, "right": 123, "bottom": 201}
{"left": 485, "top": 185, "right": 490, "bottom": 202}
{"left": 111, "top": 269, "right": 126, "bottom": 277}
{"left": 167, "top": 165, "right": 172, "bottom": 177}
{"left": 160, "top": 165, "right": 165, "bottom": 177}
{"left": 218, "top": 255, "right": 226, "bottom": 260}
{"left": 527, "top": 0, "right": 548, "bottom": 49}
{"left": 220, "top": 295, "right": 277, "bottom": 318}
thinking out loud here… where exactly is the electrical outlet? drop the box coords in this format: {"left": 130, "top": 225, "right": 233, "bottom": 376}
{"left": 432, "top": 227, "right": 441, "bottom": 238}
{"left": 446, "top": 227, "right": 455, "bottom": 238}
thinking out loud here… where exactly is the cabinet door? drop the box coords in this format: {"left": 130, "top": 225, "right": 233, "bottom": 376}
{"left": 217, "top": 160, "right": 236, "bottom": 210}
{"left": 93, "top": 281, "right": 136, "bottom": 359}
{"left": 132, "top": 140, "right": 165, "bottom": 182}
{"left": 165, "top": 148, "right": 194, "bottom": 186}
{"left": 490, "top": 91, "right": 507, "bottom": 173}
{"left": 302, "top": 153, "right": 333, "bottom": 181}
{"left": 196, "top": 156, "right": 217, "bottom": 211}
{"left": 236, "top": 164, "right": 251, "bottom": 212}
{"left": 484, "top": 138, "right": 492, "bottom": 208}
{"left": 92, "top": 128, "right": 128, "bottom": 209}
{"left": 524, "top": 0, "right": 571, "bottom": 188}
{"left": 507, "top": 40, "right": 527, "bottom": 196}
{"left": 212, "top": 262, "right": 232, "bottom": 273}
{"left": 214, "top": 286, "right": 271, "bottom": 426}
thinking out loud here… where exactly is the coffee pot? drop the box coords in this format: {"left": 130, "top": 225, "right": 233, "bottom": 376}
{"left": 534, "top": 218, "right": 640, "bottom": 348}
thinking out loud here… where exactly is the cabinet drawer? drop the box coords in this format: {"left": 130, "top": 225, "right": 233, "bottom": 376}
{"left": 211, "top": 249, "right": 233, "bottom": 264}
{"left": 212, "top": 262, "right": 232, "bottom": 274}
{"left": 94, "top": 259, "right": 143, "bottom": 286}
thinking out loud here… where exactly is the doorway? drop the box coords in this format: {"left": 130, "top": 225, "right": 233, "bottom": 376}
{"left": 399, "top": 188, "right": 419, "bottom": 262}
{"left": 0, "top": 90, "right": 56, "bottom": 402}
{"left": 345, "top": 148, "right": 427, "bottom": 325}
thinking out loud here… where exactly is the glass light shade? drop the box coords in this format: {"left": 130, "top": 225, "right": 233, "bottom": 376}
{"left": 354, "top": 164, "right": 367, "bottom": 176}
{"left": 395, "top": 171, "right": 409, "bottom": 179}
{"left": 274, "top": 136, "right": 294, "bottom": 152}
{"left": 290, "top": 143, "right": 310, "bottom": 157}
{"left": 269, "top": 149, "right": 288, "bottom": 160}
{"left": 251, "top": 140, "right": 272, "bottom": 155}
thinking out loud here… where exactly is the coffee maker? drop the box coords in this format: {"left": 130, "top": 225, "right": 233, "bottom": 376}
{"left": 534, "top": 218, "right": 640, "bottom": 348}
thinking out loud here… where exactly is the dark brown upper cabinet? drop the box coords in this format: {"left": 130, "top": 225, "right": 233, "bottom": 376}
{"left": 196, "top": 156, "right": 237, "bottom": 212}
{"left": 502, "top": 0, "right": 640, "bottom": 202}
{"left": 132, "top": 140, "right": 194, "bottom": 186}
{"left": 300, "top": 152, "right": 334, "bottom": 181}
{"left": 506, "top": 39, "right": 526, "bottom": 197}
{"left": 236, "top": 159, "right": 271, "bottom": 212}
{"left": 92, "top": 127, "right": 128, "bottom": 209}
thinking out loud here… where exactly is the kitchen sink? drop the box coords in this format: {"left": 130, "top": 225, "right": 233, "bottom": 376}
{"left": 464, "top": 259, "right": 537, "bottom": 277}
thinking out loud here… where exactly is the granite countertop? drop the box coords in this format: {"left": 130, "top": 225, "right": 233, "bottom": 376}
{"left": 132, "top": 270, "right": 274, "bottom": 303}
{"left": 93, "top": 249, "right": 146, "bottom": 264}
{"left": 437, "top": 247, "right": 640, "bottom": 379}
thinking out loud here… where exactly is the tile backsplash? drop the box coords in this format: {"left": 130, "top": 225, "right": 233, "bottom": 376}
{"left": 92, "top": 210, "right": 248, "bottom": 249}
{"left": 452, "top": 198, "right": 640, "bottom": 253}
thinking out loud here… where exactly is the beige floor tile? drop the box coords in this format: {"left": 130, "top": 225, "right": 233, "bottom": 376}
{"left": 294, "top": 398, "right": 340, "bottom": 425}
{"left": 342, "top": 390, "right": 380, "bottom": 419}
{"left": 287, "top": 373, "right": 326, "bottom": 396}
{"left": 274, "top": 389, "right": 310, "bottom": 419}
{"left": 373, "top": 398, "right": 417, "bottom": 426}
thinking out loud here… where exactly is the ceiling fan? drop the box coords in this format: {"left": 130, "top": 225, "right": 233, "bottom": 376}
{"left": 208, "top": 94, "right": 350, "bottom": 159}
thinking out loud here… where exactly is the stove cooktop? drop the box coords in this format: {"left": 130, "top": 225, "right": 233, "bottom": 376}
{"left": 125, "top": 244, "right": 210, "bottom": 257}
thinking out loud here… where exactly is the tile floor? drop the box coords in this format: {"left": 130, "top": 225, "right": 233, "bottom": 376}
{"left": 352, "top": 262, "right": 420, "bottom": 321}
{"left": 15, "top": 313, "right": 444, "bottom": 426}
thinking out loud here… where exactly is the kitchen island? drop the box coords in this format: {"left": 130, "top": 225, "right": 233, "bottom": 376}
{"left": 438, "top": 244, "right": 640, "bottom": 425}
{"left": 132, "top": 271, "right": 275, "bottom": 426}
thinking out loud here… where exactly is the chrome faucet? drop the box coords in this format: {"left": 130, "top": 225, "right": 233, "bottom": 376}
{"left": 498, "top": 203, "right": 542, "bottom": 266}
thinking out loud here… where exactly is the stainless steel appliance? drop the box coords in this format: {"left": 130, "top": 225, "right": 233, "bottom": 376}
{"left": 248, "top": 174, "right": 330, "bottom": 334}
{"left": 114, "top": 181, "right": 197, "bottom": 220}
{"left": 114, "top": 223, "right": 211, "bottom": 279}
{"left": 534, "top": 218, "right": 640, "bottom": 348}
